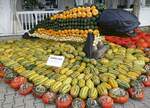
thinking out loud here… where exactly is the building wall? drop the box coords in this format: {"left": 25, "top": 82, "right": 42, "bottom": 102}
{"left": 139, "top": 7, "right": 150, "bottom": 26}
{"left": 0, "top": 0, "right": 13, "bottom": 35}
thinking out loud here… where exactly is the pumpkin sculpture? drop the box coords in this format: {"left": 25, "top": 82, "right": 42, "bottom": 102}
{"left": 28, "top": 5, "right": 102, "bottom": 42}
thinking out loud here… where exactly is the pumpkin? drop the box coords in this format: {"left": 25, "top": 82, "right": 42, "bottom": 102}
{"left": 0, "top": 63, "right": 4, "bottom": 71}
{"left": 3, "top": 67, "right": 13, "bottom": 74}
{"left": 145, "top": 63, "right": 150, "bottom": 75}
{"left": 19, "top": 82, "right": 33, "bottom": 96}
{"left": 10, "top": 76, "right": 27, "bottom": 90}
{"left": 0, "top": 72, "right": 4, "bottom": 78}
{"left": 128, "top": 87, "right": 144, "bottom": 100}
{"left": 130, "top": 80, "right": 144, "bottom": 89}
{"left": 42, "top": 92, "right": 56, "bottom": 104}
{"left": 72, "top": 98, "right": 86, "bottom": 108}
{"left": 109, "top": 88, "right": 129, "bottom": 104}
{"left": 98, "top": 96, "right": 113, "bottom": 108}
{"left": 138, "top": 75, "right": 150, "bottom": 87}
{"left": 32, "top": 85, "right": 47, "bottom": 98}
{"left": 4, "top": 72, "right": 17, "bottom": 83}
{"left": 86, "top": 98, "right": 99, "bottom": 108}
{"left": 56, "top": 94, "right": 73, "bottom": 108}
{"left": 0, "top": 63, "right": 4, "bottom": 78}
{"left": 144, "top": 48, "right": 150, "bottom": 58}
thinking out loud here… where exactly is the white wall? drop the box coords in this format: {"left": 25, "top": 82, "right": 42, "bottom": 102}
{"left": 139, "top": 7, "right": 150, "bottom": 26}
{"left": 0, "top": 0, "right": 13, "bottom": 35}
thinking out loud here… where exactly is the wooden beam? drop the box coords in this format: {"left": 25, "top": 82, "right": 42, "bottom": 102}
{"left": 133, "top": 0, "right": 140, "bottom": 17}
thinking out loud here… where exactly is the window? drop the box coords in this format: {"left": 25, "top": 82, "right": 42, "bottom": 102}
{"left": 141, "top": 0, "right": 150, "bottom": 7}
{"left": 145, "top": 0, "right": 150, "bottom": 6}
{"left": 45, "top": 0, "right": 58, "bottom": 8}
{"left": 75, "top": 0, "right": 94, "bottom": 6}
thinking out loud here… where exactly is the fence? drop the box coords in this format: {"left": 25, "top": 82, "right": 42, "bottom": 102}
{"left": 16, "top": 10, "right": 60, "bottom": 32}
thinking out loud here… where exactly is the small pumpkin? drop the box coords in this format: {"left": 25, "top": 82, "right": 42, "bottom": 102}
{"left": 0, "top": 63, "right": 4, "bottom": 71}
{"left": 98, "top": 95, "right": 113, "bottom": 108}
{"left": 0, "top": 71, "right": 5, "bottom": 78}
{"left": 4, "top": 72, "right": 17, "bottom": 83}
{"left": 130, "top": 80, "right": 144, "bottom": 89}
{"left": 109, "top": 88, "right": 129, "bottom": 104}
{"left": 144, "top": 48, "right": 150, "bottom": 58}
{"left": 86, "top": 98, "right": 99, "bottom": 108}
{"left": 19, "top": 82, "right": 33, "bottom": 96}
{"left": 72, "top": 98, "right": 86, "bottom": 108}
{"left": 10, "top": 76, "right": 27, "bottom": 90}
{"left": 128, "top": 87, "right": 144, "bottom": 100}
{"left": 138, "top": 75, "right": 150, "bottom": 87}
{"left": 144, "top": 63, "right": 150, "bottom": 75}
{"left": 33, "top": 85, "right": 47, "bottom": 98}
{"left": 42, "top": 92, "right": 56, "bottom": 104}
{"left": 3, "top": 67, "right": 12, "bottom": 73}
{"left": 56, "top": 94, "right": 73, "bottom": 108}
{"left": 143, "top": 76, "right": 150, "bottom": 87}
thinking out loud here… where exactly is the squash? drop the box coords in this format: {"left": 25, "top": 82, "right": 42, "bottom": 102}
{"left": 109, "top": 88, "right": 129, "bottom": 104}
{"left": 10, "top": 76, "right": 27, "bottom": 90}
{"left": 72, "top": 98, "right": 86, "bottom": 108}
{"left": 86, "top": 98, "right": 99, "bottom": 108}
{"left": 98, "top": 96, "right": 113, "bottom": 108}
{"left": 32, "top": 85, "right": 47, "bottom": 98}
{"left": 56, "top": 94, "right": 73, "bottom": 108}
{"left": 42, "top": 92, "right": 56, "bottom": 104}
{"left": 19, "top": 82, "right": 33, "bottom": 95}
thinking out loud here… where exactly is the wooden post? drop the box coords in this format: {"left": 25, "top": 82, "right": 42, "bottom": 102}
{"left": 133, "top": 0, "right": 140, "bottom": 17}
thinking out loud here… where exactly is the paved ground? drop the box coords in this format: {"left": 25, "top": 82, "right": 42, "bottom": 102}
{"left": 0, "top": 81, "right": 55, "bottom": 108}
{"left": 1, "top": 81, "right": 150, "bottom": 108}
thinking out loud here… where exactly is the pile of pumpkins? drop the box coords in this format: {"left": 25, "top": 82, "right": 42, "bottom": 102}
{"left": 0, "top": 39, "right": 150, "bottom": 108}
{"left": 105, "top": 29, "right": 150, "bottom": 50}
{"left": 29, "top": 5, "right": 101, "bottom": 42}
